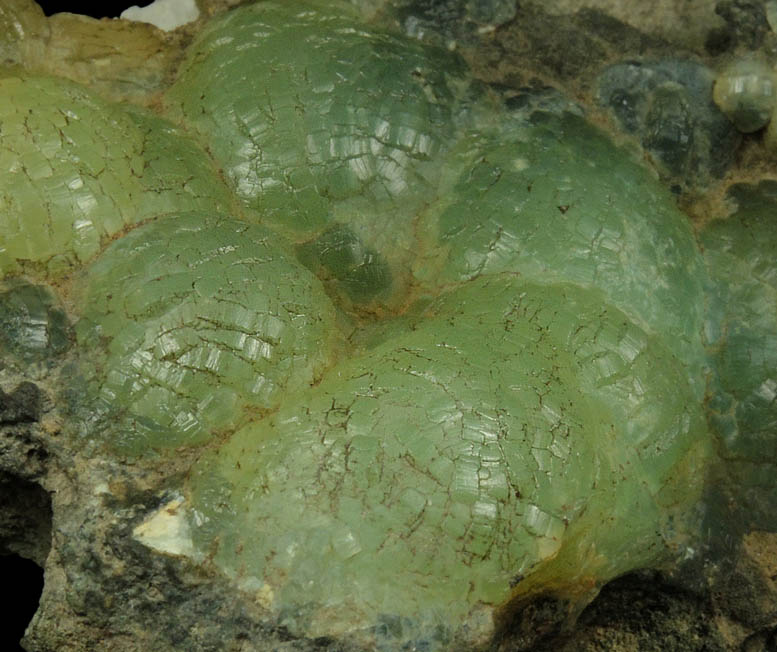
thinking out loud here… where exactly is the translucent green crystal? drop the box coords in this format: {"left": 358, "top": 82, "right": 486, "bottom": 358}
{"left": 74, "top": 212, "right": 341, "bottom": 455}
{"left": 164, "top": 0, "right": 473, "bottom": 307}
{"left": 419, "top": 111, "right": 708, "bottom": 393}
{"left": 296, "top": 223, "right": 392, "bottom": 305}
{"left": 165, "top": 0, "right": 466, "bottom": 223}
{"left": 0, "top": 74, "right": 234, "bottom": 276}
{"left": 187, "top": 276, "right": 707, "bottom": 641}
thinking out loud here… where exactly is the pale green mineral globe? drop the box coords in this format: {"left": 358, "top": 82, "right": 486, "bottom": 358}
{"left": 164, "top": 0, "right": 467, "bottom": 228}
{"left": 73, "top": 212, "right": 342, "bottom": 455}
{"left": 0, "top": 74, "right": 234, "bottom": 276}
{"left": 187, "top": 276, "right": 707, "bottom": 639}
{"left": 164, "top": 0, "right": 476, "bottom": 308}
{"left": 421, "top": 114, "right": 708, "bottom": 389}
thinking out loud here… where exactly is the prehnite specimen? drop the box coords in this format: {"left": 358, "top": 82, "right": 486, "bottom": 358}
{"left": 0, "top": 75, "right": 235, "bottom": 276}
{"left": 3, "top": 0, "right": 768, "bottom": 649}
{"left": 73, "top": 212, "right": 342, "bottom": 455}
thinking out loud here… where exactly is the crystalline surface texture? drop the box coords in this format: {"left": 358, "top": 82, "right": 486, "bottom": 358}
{"left": 0, "top": 74, "right": 234, "bottom": 276}
{"left": 73, "top": 212, "right": 341, "bottom": 455}
{"left": 0, "top": 1, "right": 724, "bottom": 648}
{"left": 416, "top": 111, "right": 709, "bottom": 398}
{"left": 164, "top": 0, "right": 475, "bottom": 307}
{"left": 187, "top": 276, "right": 708, "bottom": 641}
{"left": 149, "top": 1, "right": 716, "bottom": 645}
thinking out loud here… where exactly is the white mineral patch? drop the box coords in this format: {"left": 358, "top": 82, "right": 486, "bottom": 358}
{"left": 120, "top": 0, "right": 199, "bottom": 32}
{"left": 133, "top": 494, "right": 198, "bottom": 557}
{"left": 237, "top": 576, "right": 275, "bottom": 609}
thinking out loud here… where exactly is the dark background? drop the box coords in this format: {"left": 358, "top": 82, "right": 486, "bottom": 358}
{"left": 36, "top": 1, "right": 152, "bottom": 18}
{"left": 2, "top": 555, "right": 44, "bottom": 652}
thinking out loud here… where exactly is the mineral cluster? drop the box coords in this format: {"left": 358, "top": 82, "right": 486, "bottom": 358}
{"left": 1, "top": 1, "right": 775, "bottom": 651}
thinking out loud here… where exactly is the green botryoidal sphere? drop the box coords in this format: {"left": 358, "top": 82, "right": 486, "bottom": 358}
{"left": 713, "top": 58, "right": 776, "bottom": 133}
{"left": 164, "top": 0, "right": 467, "bottom": 226}
{"left": 0, "top": 75, "right": 234, "bottom": 277}
{"left": 421, "top": 112, "right": 708, "bottom": 391}
{"left": 187, "top": 276, "right": 708, "bottom": 641}
{"left": 72, "top": 212, "right": 341, "bottom": 455}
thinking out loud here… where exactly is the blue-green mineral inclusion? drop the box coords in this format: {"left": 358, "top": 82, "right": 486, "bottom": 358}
{"left": 2, "top": 0, "right": 771, "bottom": 648}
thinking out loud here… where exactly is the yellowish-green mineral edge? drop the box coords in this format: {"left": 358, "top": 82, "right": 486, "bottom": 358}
{"left": 0, "top": 74, "right": 235, "bottom": 277}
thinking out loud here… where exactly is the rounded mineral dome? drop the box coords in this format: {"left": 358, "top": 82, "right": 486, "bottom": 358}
{"left": 713, "top": 58, "right": 776, "bottom": 133}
